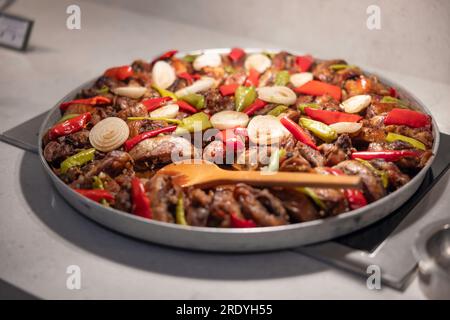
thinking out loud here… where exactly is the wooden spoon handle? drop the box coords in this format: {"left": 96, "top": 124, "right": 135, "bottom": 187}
{"left": 209, "top": 170, "right": 361, "bottom": 188}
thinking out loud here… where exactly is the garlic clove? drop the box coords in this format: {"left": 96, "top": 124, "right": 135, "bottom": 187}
{"left": 244, "top": 53, "right": 272, "bottom": 73}
{"left": 329, "top": 122, "right": 363, "bottom": 134}
{"left": 341, "top": 94, "right": 372, "bottom": 113}
{"left": 290, "top": 72, "right": 313, "bottom": 88}
{"left": 256, "top": 86, "right": 297, "bottom": 105}
{"left": 112, "top": 86, "right": 147, "bottom": 99}
{"left": 193, "top": 53, "right": 222, "bottom": 71}
{"left": 175, "top": 77, "right": 215, "bottom": 97}
{"left": 89, "top": 117, "right": 129, "bottom": 152}
{"left": 152, "top": 60, "right": 176, "bottom": 89}
{"left": 149, "top": 103, "right": 179, "bottom": 119}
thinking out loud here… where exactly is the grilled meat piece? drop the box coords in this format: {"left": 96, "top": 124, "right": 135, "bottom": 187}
{"left": 204, "top": 88, "right": 235, "bottom": 114}
{"left": 234, "top": 184, "right": 289, "bottom": 226}
{"left": 365, "top": 102, "right": 396, "bottom": 118}
{"left": 319, "top": 134, "right": 353, "bottom": 166}
{"left": 272, "top": 189, "right": 321, "bottom": 222}
{"left": 344, "top": 75, "right": 390, "bottom": 97}
{"left": 184, "top": 188, "right": 213, "bottom": 227}
{"left": 43, "top": 130, "right": 91, "bottom": 163}
{"left": 129, "top": 135, "right": 199, "bottom": 164}
{"left": 209, "top": 185, "right": 241, "bottom": 227}
{"left": 370, "top": 159, "right": 410, "bottom": 190}
{"left": 335, "top": 160, "right": 386, "bottom": 202}
{"left": 146, "top": 174, "right": 180, "bottom": 223}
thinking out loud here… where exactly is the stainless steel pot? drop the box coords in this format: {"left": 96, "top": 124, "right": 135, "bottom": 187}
{"left": 37, "top": 48, "right": 440, "bottom": 252}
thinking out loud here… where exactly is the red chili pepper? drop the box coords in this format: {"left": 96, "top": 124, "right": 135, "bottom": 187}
{"left": 344, "top": 189, "right": 368, "bottom": 210}
{"left": 230, "top": 213, "right": 257, "bottom": 228}
{"left": 244, "top": 68, "right": 260, "bottom": 87}
{"left": 295, "top": 80, "right": 342, "bottom": 101}
{"left": 124, "top": 125, "right": 177, "bottom": 151}
{"left": 59, "top": 96, "right": 111, "bottom": 111}
{"left": 176, "top": 100, "right": 198, "bottom": 114}
{"left": 104, "top": 65, "right": 134, "bottom": 81}
{"left": 389, "top": 87, "right": 397, "bottom": 98}
{"left": 74, "top": 189, "right": 115, "bottom": 203}
{"left": 295, "top": 54, "right": 314, "bottom": 72}
{"left": 48, "top": 112, "right": 91, "bottom": 140}
{"left": 384, "top": 108, "right": 431, "bottom": 128}
{"left": 323, "top": 167, "right": 367, "bottom": 210}
{"left": 229, "top": 47, "right": 245, "bottom": 62}
{"left": 243, "top": 99, "right": 267, "bottom": 116}
{"left": 141, "top": 97, "right": 173, "bottom": 111}
{"left": 131, "top": 177, "right": 152, "bottom": 219}
{"left": 151, "top": 49, "right": 178, "bottom": 65}
{"left": 215, "top": 129, "right": 245, "bottom": 152}
{"left": 304, "top": 107, "right": 362, "bottom": 125}
{"left": 219, "top": 83, "right": 239, "bottom": 96}
{"left": 280, "top": 116, "right": 318, "bottom": 150}
{"left": 351, "top": 150, "right": 421, "bottom": 162}
{"left": 177, "top": 72, "right": 195, "bottom": 85}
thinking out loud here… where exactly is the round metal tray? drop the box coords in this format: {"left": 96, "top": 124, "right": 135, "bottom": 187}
{"left": 38, "top": 48, "right": 440, "bottom": 252}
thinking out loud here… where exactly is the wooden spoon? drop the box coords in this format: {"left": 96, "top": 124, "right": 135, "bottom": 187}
{"left": 158, "top": 160, "right": 361, "bottom": 189}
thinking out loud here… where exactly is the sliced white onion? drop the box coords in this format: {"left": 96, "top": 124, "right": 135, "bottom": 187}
{"left": 247, "top": 115, "right": 290, "bottom": 145}
{"left": 210, "top": 110, "right": 249, "bottom": 130}
{"left": 152, "top": 60, "right": 176, "bottom": 89}
{"left": 329, "top": 122, "right": 363, "bottom": 134}
{"left": 193, "top": 52, "right": 222, "bottom": 71}
{"left": 175, "top": 77, "right": 215, "bottom": 97}
{"left": 89, "top": 117, "right": 129, "bottom": 152}
{"left": 256, "top": 86, "right": 297, "bottom": 105}
{"left": 244, "top": 53, "right": 272, "bottom": 73}
{"left": 149, "top": 103, "right": 179, "bottom": 119}
{"left": 341, "top": 94, "right": 372, "bottom": 113}
{"left": 112, "top": 86, "right": 147, "bottom": 99}
{"left": 290, "top": 72, "right": 313, "bottom": 87}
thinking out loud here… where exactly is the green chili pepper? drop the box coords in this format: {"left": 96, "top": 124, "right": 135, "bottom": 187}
{"left": 57, "top": 113, "right": 80, "bottom": 123}
{"left": 92, "top": 175, "right": 109, "bottom": 206}
{"left": 182, "top": 54, "right": 198, "bottom": 63}
{"left": 175, "top": 112, "right": 212, "bottom": 134}
{"left": 60, "top": 148, "right": 96, "bottom": 174}
{"left": 274, "top": 71, "right": 290, "bottom": 86}
{"left": 296, "top": 187, "right": 327, "bottom": 210}
{"left": 224, "top": 65, "right": 235, "bottom": 74}
{"left": 235, "top": 86, "right": 257, "bottom": 112}
{"left": 297, "top": 103, "right": 319, "bottom": 113}
{"left": 356, "top": 159, "right": 389, "bottom": 188}
{"left": 268, "top": 105, "right": 288, "bottom": 117}
{"left": 386, "top": 132, "right": 425, "bottom": 151}
{"left": 380, "top": 96, "right": 409, "bottom": 108}
{"left": 279, "top": 148, "right": 286, "bottom": 159}
{"left": 180, "top": 93, "right": 205, "bottom": 109}
{"left": 152, "top": 84, "right": 177, "bottom": 100}
{"left": 299, "top": 117, "right": 337, "bottom": 142}
{"left": 262, "top": 148, "right": 281, "bottom": 172}
{"left": 176, "top": 194, "right": 187, "bottom": 225}
{"left": 329, "top": 64, "right": 356, "bottom": 71}
{"left": 127, "top": 117, "right": 182, "bottom": 124}
{"left": 97, "top": 85, "right": 109, "bottom": 94}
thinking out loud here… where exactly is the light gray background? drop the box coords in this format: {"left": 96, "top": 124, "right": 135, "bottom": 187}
{"left": 0, "top": 0, "right": 449, "bottom": 299}
{"left": 99, "top": 0, "right": 450, "bottom": 84}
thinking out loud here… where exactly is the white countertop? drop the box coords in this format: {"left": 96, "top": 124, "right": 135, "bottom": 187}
{"left": 1, "top": 0, "right": 449, "bottom": 299}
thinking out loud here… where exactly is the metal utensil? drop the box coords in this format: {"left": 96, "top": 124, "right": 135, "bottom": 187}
{"left": 413, "top": 219, "right": 450, "bottom": 299}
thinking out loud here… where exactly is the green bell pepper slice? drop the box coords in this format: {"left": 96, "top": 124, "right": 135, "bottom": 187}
{"left": 267, "top": 105, "right": 288, "bottom": 117}
{"left": 299, "top": 117, "right": 337, "bottom": 142}
{"left": 152, "top": 84, "right": 177, "bottom": 100}
{"left": 297, "top": 103, "right": 319, "bottom": 113}
{"left": 180, "top": 93, "right": 205, "bottom": 110}
{"left": 235, "top": 85, "right": 257, "bottom": 112}
{"left": 175, "top": 112, "right": 212, "bottom": 134}
{"left": 60, "top": 148, "right": 96, "bottom": 174}
{"left": 386, "top": 132, "right": 426, "bottom": 151}
{"left": 329, "top": 64, "right": 356, "bottom": 71}
{"left": 274, "top": 71, "right": 290, "bottom": 86}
